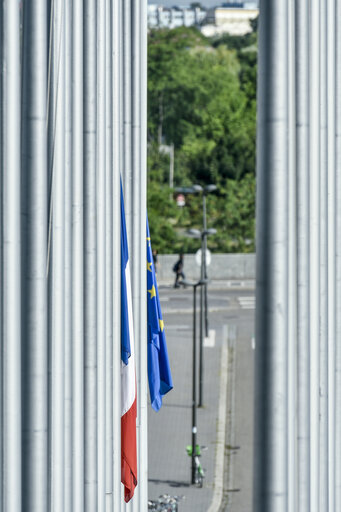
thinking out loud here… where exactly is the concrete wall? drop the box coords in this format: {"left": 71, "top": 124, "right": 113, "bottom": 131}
{"left": 155, "top": 253, "right": 256, "bottom": 283}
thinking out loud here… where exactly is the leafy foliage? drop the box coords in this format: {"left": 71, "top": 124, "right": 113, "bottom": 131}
{"left": 147, "top": 25, "right": 257, "bottom": 253}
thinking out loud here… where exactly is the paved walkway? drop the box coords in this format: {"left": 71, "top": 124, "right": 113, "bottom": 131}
{"left": 148, "top": 283, "right": 255, "bottom": 511}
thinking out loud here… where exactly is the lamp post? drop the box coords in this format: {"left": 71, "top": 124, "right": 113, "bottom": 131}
{"left": 176, "top": 184, "right": 217, "bottom": 336}
{"left": 176, "top": 184, "right": 217, "bottom": 407}
{"left": 202, "top": 185, "right": 217, "bottom": 338}
{"left": 159, "top": 143, "right": 174, "bottom": 190}
{"left": 180, "top": 278, "right": 207, "bottom": 484}
{"left": 187, "top": 228, "right": 216, "bottom": 408}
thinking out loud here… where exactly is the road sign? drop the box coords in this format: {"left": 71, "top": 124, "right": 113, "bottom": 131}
{"left": 195, "top": 248, "right": 211, "bottom": 267}
{"left": 176, "top": 194, "right": 185, "bottom": 207}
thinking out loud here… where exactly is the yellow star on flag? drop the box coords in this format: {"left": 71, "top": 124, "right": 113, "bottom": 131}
{"left": 159, "top": 319, "right": 164, "bottom": 332}
{"left": 147, "top": 260, "right": 152, "bottom": 272}
{"left": 148, "top": 285, "right": 156, "bottom": 299}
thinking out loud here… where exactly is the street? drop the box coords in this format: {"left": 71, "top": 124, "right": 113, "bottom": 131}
{"left": 148, "top": 282, "right": 255, "bottom": 511}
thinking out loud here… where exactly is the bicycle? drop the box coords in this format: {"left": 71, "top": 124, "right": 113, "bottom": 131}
{"left": 186, "top": 444, "right": 205, "bottom": 487}
{"left": 148, "top": 494, "right": 183, "bottom": 511}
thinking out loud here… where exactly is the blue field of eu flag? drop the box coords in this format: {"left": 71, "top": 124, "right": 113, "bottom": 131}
{"left": 147, "top": 217, "right": 173, "bottom": 411}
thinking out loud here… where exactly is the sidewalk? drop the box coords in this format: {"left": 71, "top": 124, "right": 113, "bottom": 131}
{"left": 148, "top": 287, "right": 230, "bottom": 511}
{"left": 157, "top": 279, "right": 255, "bottom": 291}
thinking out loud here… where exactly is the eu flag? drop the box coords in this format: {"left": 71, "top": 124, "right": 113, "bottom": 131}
{"left": 147, "top": 216, "right": 173, "bottom": 411}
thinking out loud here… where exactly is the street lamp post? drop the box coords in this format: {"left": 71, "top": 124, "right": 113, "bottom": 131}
{"left": 181, "top": 278, "right": 206, "bottom": 485}
{"left": 188, "top": 227, "right": 216, "bottom": 408}
{"left": 176, "top": 183, "right": 217, "bottom": 407}
{"left": 201, "top": 185, "right": 217, "bottom": 338}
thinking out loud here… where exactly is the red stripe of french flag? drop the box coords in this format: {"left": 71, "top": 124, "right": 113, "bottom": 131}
{"left": 121, "top": 260, "right": 137, "bottom": 502}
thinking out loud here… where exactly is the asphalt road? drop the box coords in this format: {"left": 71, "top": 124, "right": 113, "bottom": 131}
{"left": 148, "top": 282, "right": 255, "bottom": 512}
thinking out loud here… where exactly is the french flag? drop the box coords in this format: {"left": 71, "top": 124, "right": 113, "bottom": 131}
{"left": 120, "top": 181, "right": 137, "bottom": 502}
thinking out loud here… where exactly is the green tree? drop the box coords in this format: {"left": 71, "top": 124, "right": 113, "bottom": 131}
{"left": 147, "top": 26, "right": 257, "bottom": 253}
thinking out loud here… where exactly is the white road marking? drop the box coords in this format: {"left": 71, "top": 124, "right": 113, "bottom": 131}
{"left": 166, "top": 325, "right": 190, "bottom": 331}
{"left": 204, "top": 329, "right": 216, "bottom": 347}
{"left": 238, "top": 296, "right": 255, "bottom": 310}
{"left": 207, "top": 326, "right": 229, "bottom": 512}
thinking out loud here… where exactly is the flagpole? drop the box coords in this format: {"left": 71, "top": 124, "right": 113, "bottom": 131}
{"left": 335, "top": 0, "right": 341, "bottom": 508}
{"left": 84, "top": 0, "right": 98, "bottom": 508}
{"left": 254, "top": 1, "right": 289, "bottom": 510}
{"left": 112, "top": 0, "right": 122, "bottom": 508}
{"left": 308, "top": 1, "right": 321, "bottom": 510}
{"left": 122, "top": 2, "right": 132, "bottom": 508}
{"left": 319, "top": 1, "right": 328, "bottom": 508}
{"left": 105, "top": 0, "right": 114, "bottom": 508}
{"left": 72, "top": 0, "right": 85, "bottom": 508}
{"left": 131, "top": 0, "right": 142, "bottom": 509}
{"left": 97, "top": 0, "right": 107, "bottom": 506}
{"left": 64, "top": 0, "right": 72, "bottom": 507}
{"left": 139, "top": 0, "right": 148, "bottom": 507}
{"left": 0, "top": 4, "right": 3, "bottom": 506}
{"left": 2, "top": 1, "right": 22, "bottom": 509}
{"left": 295, "top": 0, "right": 310, "bottom": 509}
{"left": 21, "top": 0, "right": 48, "bottom": 509}
{"left": 123, "top": 0, "right": 132, "bottom": 242}
{"left": 327, "top": 0, "right": 336, "bottom": 509}
{"left": 50, "top": 0, "right": 66, "bottom": 507}
{"left": 287, "top": 1, "right": 297, "bottom": 509}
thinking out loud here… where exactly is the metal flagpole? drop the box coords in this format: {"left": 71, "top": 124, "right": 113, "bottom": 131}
{"left": 295, "top": 1, "right": 310, "bottom": 510}
{"left": 287, "top": 0, "right": 297, "bottom": 509}
{"left": 50, "top": 0, "right": 66, "bottom": 508}
{"left": 97, "top": 0, "right": 107, "bottom": 507}
{"left": 132, "top": 0, "right": 142, "bottom": 509}
{"left": 122, "top": 3, "right": 132, "bottom": 507}
{"left": 254, "top": 1, "right": 289, "bottom": 511}
{"left": 21, "top": 0, "right": 48, "bottom": 510}
{"left": 105, "top": 0, "right": 113, "bottom": 508}
{"left": 83, "top": 0, "right": 98, "bottom": 508}
{"left": 64, "top": 0, "right": 72, "bottom": 508}
{"left": 134, "top": 0, "right": 148, "bottom": 507}
{"left": 319, "top": 2, "right": 329, "bottom": 509}
{"left": 112, "top": 0, "right": 122, "bottom": 508}
{"left": 334, "top": 0, "right": 341, "bottom": 508}
{"left": 0, "top": 6, "right": 3, "bottom": 510}
{"left": 327, "top": 1, "right": 336, "bottom": 510}
{"left": 308, "top": 2, "right": 321, "bottom": 510}
{"left": 72, "top": 0, "right": 84, "bottom": 509}
{"left": 122, "top": 0, "right": 132, "bottom": 243}
{"left": 2, "top": 1, "right": 22, "bottom": 510}
{"left": 140, "top": 0, "right": 149, "bottom": 502}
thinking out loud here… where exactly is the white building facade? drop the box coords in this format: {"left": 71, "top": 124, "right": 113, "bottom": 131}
{"left": 202, "top": 3, "right": 259, "bottom": 37}
{"left": 148, "top": 4, "right": 207, "bottom": 30}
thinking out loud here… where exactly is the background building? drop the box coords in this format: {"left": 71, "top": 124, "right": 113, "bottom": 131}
{"left": 202, "top": 2, "right": 259, "bottom": 36}
{"left": 148, "top": 4, "right": 207, "bottom": 29}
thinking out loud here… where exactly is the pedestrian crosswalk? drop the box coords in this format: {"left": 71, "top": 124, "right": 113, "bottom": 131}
{"left": 237, "top": 296, "right": 256, "bottom": 310}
